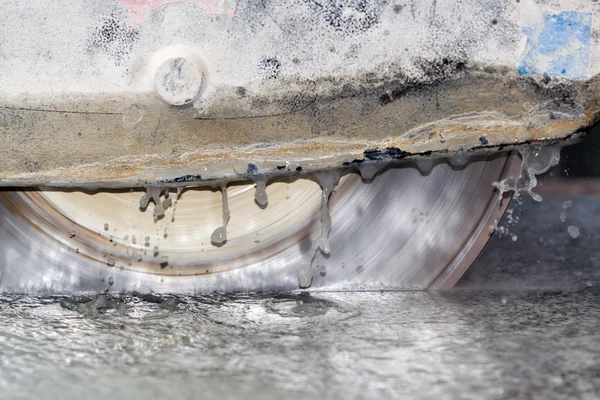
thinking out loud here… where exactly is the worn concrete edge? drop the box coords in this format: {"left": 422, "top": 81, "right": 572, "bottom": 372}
{"left": 0, "top": 136, "right": 582, "bottom": 189}
{"left": 0, "top": 64, "right": 598, "bottom": 187}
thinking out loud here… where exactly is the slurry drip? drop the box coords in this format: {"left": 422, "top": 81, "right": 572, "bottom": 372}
{"left": 253, "top": 177, "right": 269, "bottom": 207}
{"left": 211, "top": 184, "right": 230, "bottom": 246}
{"left": 298, "top": 170, "right": 341, "bottom": 289}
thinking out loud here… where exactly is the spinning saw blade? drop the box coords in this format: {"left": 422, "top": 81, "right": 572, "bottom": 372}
{"left": 0, "top": 154, "right": 518, "bottom": 293}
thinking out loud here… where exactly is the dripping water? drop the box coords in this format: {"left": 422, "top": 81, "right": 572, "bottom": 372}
{"left": 140, "top": 187, "right": 164, "bottom": 214}
{"left": 139, "top": 187, "right": 176, "bottom": 218}
{"left": 253, "top": 177, "right": 269, "bottom": 207}
{"left": 211, "top": 184, "right": 230, "bottom": 246}
{"left": 314, "top": 170, "right": 338, "bottom": 255}
{"left": 298, "top": 170, "right": 341, "bottom": 289}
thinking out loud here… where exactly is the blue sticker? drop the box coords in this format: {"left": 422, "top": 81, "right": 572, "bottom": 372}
{"left": 518, "top": 11, "right": 592, "bottom": 79}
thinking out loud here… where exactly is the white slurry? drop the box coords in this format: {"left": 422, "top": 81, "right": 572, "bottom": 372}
{"left": 493, "top": 146, "right": 561, "bottom": 202}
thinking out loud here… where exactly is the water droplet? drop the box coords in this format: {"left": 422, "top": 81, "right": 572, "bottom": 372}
{"left": 108, "top": 276, "right": 114, "bottom": 286}
{"left": 254, "top": 177, "right": 269, "bottom": 207}
{"left": 567, "top": 225, "right": 580, "bottom": 239}
{"left": 560, "top": 212, "right": 567, "bottom": 223}
{"left": 107, "top": 257, "right": 116, "bottom": 267}
{"left": 211, "top": 227, "right": 227, "bottom": 245}
{"left": 69, "top": 230, "right": 76, "bottom": 238}
{"left": 160, "top": 256, "right": 169, "bottom": 268}
{"left": 562, "top": 200, "right": 572, "bottom": 209}
{"left": 104, "top": 223, "right": 109, "bottom": 231}
{"left": 154, "top": 203, "right": 165, "bottom": 218}
{"left": 297, "top": 264, "right": 313, "bottom": 289}
{"left": 511, "top": 235, "right": 518, "bottom": 242}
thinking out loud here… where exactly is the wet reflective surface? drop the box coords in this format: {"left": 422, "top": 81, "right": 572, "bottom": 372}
{"left": 0, "top": 289, "right": 599, "bottom": 400}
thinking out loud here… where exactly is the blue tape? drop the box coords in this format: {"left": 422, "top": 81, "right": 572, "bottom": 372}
{"left": 518, "top": 11, "right": 592, "bottom": 79}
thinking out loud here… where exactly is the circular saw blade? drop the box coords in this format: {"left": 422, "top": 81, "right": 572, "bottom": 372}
{"left": 0, "top": 154, "right": 517, "bottom": 294}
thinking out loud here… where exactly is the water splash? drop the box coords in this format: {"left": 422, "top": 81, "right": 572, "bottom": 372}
{"left": 211, "top": 184, "right": 230, "bottom": 246}
{"left": 493, "top": 145, "right": 560, "bottom": 202}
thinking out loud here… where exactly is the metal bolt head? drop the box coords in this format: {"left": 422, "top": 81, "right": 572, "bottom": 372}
{"left": 153, "top": 57, "right": 203, "bottom": 106}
